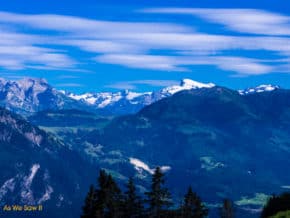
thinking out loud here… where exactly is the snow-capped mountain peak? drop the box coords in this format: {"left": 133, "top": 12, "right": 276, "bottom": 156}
{"left": 239, "top": 84, "right": 279, "bottom": 95}
{"left": 0, "top": 77, "right": 282, "bottom": 116}
{"left": 65, "top": 79, "right": 215, "bottom": 111}
{"left": 67, "top": 90, "right": 152, "bottom": 108}
{"left": 0, "top": 78, "right": 7, "bottom": 85}
{"left": 160, "top": 79, "right": 215, "bottom": 96}
{"left": 180, "top": 79, "right": 215, "bottom": 89}
{"left": 124, "top": 90, "right": 150, "bottom": 100}
{"left": 17, "top": 77, "right": 48, "bottom": 88}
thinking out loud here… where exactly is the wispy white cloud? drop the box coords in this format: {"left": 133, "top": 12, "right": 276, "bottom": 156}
{"left": 0, "top": 59, "right": 24, "bottom": 70}
{"left": 142, "top": 8, "right": 290, "bottom": 36}
{"left": 55, "top": 83, "right": 84, "bottom": 87}
{"left": 0, "top": 10, "right": 289, "bottom": 76}
{"left": 0, "top": 11, "right": 190, "bottom": 35}
{"left": 96, "top": 54, "right": 188, "bottom": 71}
{"left": 0, "top": 11, "right": 190, "bottom": 71}
{"left": 98, "top": 54, "right": 280, "bottom": 75}
{"left": 57, "top": 75, "right": 79, "bottom": 79}
{"left": 106, "top": 83, "right": 136, "bottom": 90}
{"left": 0, "top": 29, "right": 76, "bottom": 70}
{"left": 106, "top": 79, "right": 179, "bottom": 90}
{"left": 210, "top": 57, "right": 274, "bottom": 75}
{"left": 132, "top": 80, "right": 179, "bottom": 86}
{"left": 62, "top": 39, "right": 142, "bottom": 54}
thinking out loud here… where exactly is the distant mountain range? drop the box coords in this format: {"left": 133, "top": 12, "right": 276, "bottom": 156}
{"left": 0, "top": 77, "right": 280, "bottom": 116}
{"left": 81, "top": 85, "right": 290, "bottom": 217}
{"left": 65, "top": 79, "right": 215, "bottom": 108}
{"left": 27, "top": 84, "right": 290, "bottom": 217}
{"left": 1, "top": 77, "right": 290, "bottom": 217}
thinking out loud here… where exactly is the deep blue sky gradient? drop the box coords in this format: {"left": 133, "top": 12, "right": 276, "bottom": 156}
{"left": 0, "top": 0, "right": 290, "bottom": 93}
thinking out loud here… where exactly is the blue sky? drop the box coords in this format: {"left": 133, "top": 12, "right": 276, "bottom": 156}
{"left": 0, "top": 0, "right": 290, "bottom": 93}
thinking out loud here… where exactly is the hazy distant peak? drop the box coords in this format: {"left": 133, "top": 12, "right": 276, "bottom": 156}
{"left": 0, "top": 78, "right": 7, "bottom": 84}
{"left": 239, "top": 84, "right": 279, "bottom": 95}
{"left": 160, "top": 78, "right": 215, "bottom": 96}
{"left": 180, "top": 79, "right": 215, "bottom": 88}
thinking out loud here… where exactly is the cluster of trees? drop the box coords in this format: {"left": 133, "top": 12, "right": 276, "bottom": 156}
{"left": 81, "top": 167, "right": 234, "bottom": 218}
{"left": 261, "top": 193, "right": 290, "bottom": 218}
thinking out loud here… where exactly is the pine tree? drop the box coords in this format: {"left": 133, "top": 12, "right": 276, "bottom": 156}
{"left": 220, "top": 199, "right": 234, "bottom": 218}
{"left": 123, "top": 177, "right": 144, "bottom": 218}
{"left": 261, "top": 193, "right": 290, "bottom": 218}
{"left": 81, "top": 185, "right": 96, "bottom": 218}
{"left": 181, "top": 187, "right": 208, "bottom": 218}
{"left": 94, "top": 170, "right": 107, "bottom": 217}
{"left": 106, "top": 174, "right": 124, "bottom": 218}
{"left": 94, "top": 169, "right": 124, "bottom": 218}
{"left": 146, "top": 167, "right": 172, "bottom": 218}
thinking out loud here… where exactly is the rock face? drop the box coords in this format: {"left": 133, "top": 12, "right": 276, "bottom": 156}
{"left": 0, "top": 107, "right": 95, "bottom": 218}
{"left": 0, "top": 78, "right": 85, "bottom": 115}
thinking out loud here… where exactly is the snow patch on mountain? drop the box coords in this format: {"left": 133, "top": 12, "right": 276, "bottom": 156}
{"left": 160, "top": 79, "right": 215, "bottom": 96}
{"left": 25, "top": 164, "right": 40, "bottom": 186}
{"left": 67, "top": 90, "right": 151, "bottom": 108}
{"left": 18, "top": 78, "right": 48, "bottom": 93}
{"left": 21, "top": 164, "right": 40, "bottom": 204}
{"left": 160, "top": 166, "right": 171, "bottom": 172}
{"left": 56, "top": 194, "right": 65, "bottom": 207}
{"left": 130, "top": 158, "right": 154, "bottom": 174}
{"left": 38, "top": 185, "right": 53, "bottom": 204}
{"left": 24, "top": 131, "right": 43, "bottom": 147}
{"left": 200, "top": 156, "right": 225, "bottom": 171}
{"left": 129, "top": 157, "right": 171, "bottom": 175}
{"left": 0, "top": 178, "right": 15, "bottom": 200}
{"left": 98, "top": 94, "right": 123, "bottom": 108}
{"left": 239, "top": 85, "right": 279, "bottom": 95}
{"left": 125, "top": 91, "right": 145, "bottom": 100}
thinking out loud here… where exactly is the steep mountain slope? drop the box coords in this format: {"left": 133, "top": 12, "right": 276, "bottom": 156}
{"left": 28, "top": 109, "right": 111, "bottom": 127}
{"left": 81, "top": 86, "right": 290, "bottom": 217}
{"left": 0, "top": 108, "right": 95, "bottom": 218}
{"left": 0, "top": 78, "right": 88, "bottom": 115}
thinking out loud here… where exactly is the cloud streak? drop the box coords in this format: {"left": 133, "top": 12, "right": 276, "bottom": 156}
{"left": 55, "top": 83, "right": 84, "bottom": 87}
{"left": 106, "top": 80, "right": 179, "bottom": 90}
{"left": 98, "top": 54, "right": 282, "bottom": 75}
{"left": 142, "top": 8, "right": 290, "bottom": 36}
{"left": 0, "top": 10, "right": 289, "bottom": 76}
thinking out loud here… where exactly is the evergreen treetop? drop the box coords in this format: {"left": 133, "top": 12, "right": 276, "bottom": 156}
{"left": 145, "top": 167, "right": 172, "bottom": 217}
{"left": 181, "top": 186, "right": 208, "bottom": 218}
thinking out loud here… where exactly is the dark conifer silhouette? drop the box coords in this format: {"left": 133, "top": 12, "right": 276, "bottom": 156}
{"left": 261, "top": 192, "right": 290, "bottom": 218}
{"left": 145, "top": 167, "right": 172, "bottom": 217}
{"left": 180, "top": 186, "right": 208, "bottom": 218}
{"left": 220, "top": 199, "right": 234, "bottom": 218}
{"left": 81, "top": 185, "right": 95, "bottom": 218}
{"left": 123, "top": 177, "right": 144, "bottom": 218}
{"left": 94, "top": 169, "right": 123, "bottom": 218}
{"left": 81, "top": 169, "right": 210, "bottom": 218}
